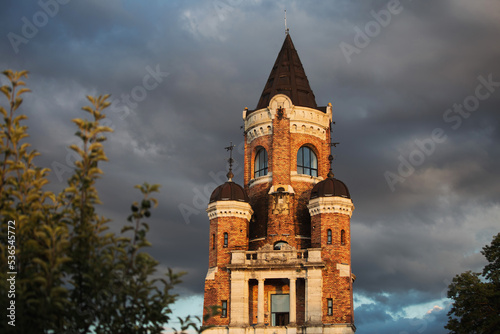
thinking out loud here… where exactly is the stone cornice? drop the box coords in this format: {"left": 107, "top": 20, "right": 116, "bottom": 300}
{"left": 205, "top": 267, "right": 218, "bottom": 280}
{"left": 248, "top": 173, "right": 272, "bottom": 188}
{"left": 206, "top": 200, "right": 253, "bottom": 220}
{"left": 308, "top": 196, "right": 354, "bottom": 217}
{"left": 289, "top": 103, "right": 332, "bottom": 141}
{"left": 243, "top": 95, "right": 333, "bottom": 143}
{"left": 244, "top": 110, "right": 272, "bottom": 144}
{"left": 291, "top": 171, "right": 323, "bottom": 184}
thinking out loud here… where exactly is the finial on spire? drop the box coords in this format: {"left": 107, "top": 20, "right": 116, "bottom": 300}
{"left": 328, "top": 154, "right": 334, "bottom": 178}
{"left": 225, "top": 141, "right": 236, "bottom": 181}
{"left": 284, "top": 9, "right": 289, "bottom": 35}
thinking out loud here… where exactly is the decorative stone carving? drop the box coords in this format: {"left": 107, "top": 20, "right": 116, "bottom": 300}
{"left": 264, "top": 253, "right": 287, "bottom": 263}
{"left": 259, "top": 244, "right": 273, "bottom": 252}
{"left": 280, "top": 243, "right": 294, "bottom": 251}
{"left": 271, "top": 187, "right": 291, "bottom": 214}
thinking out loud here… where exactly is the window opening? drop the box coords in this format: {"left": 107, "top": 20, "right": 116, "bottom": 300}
{"left": 271, "top": 294, "right": 290, "bottom": 326}
{"left": 221, "top": 300, "right": 227, "bottom": 317}
{"left": 297, "top": 146, "right": 318, "bottom": 177}
{"left": 274, "top": 241, "right": 288, "bottom": 250}
{"left": 254, "top": 148, "right": 268, "bottom": 177}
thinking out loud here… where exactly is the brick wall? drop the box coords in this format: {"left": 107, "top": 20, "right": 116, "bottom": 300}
{"left": 249, "top": 280, "right": 257, "bottom": 324}
{"left": 204, "top": 215, "right": 250, "bottom": 326}
{"left": 248, "top": 182, "right": 270, "bottom": 247}
{"left": 271, "top": 116, "right": 291, "bottom": 185}
{"left": 209, "top": 216, "right": 249, "bottom": 267}
{"left": 296, "top": 278, "right": 306, "bottom": 325}
{"left": 245, "top": 110, "right": 332, "bottom": 250}
{"left": 203, "top": 269, "right": 230, "bottom": 326}
{"left": 311, "top": 211, "right": 354, "bottom": 324}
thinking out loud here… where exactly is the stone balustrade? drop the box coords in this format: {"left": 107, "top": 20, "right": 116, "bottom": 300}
{"left": 230, "top": 244, "right": 323, "bottom": 268}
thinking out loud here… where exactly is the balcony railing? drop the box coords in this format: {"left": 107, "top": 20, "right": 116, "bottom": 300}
{"left": 230, "top": 246, "right": 322, "bottom": 266}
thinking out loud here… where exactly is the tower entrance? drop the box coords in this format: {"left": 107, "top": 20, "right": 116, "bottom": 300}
{"left": 271, "top": 294, "right": 290, "bottom": 326}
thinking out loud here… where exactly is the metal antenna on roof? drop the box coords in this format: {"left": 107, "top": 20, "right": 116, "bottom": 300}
{"left": 328, "top": 121, "right": 339, "bottom": 178}
{"left": 225, "top": 141, "right": 235, "bottom": 181}
{"left": 330, "top": 120, "right": 340, "bottom": 149}
{"left": 284, "top": 9, "right": 289, "bottom": 35}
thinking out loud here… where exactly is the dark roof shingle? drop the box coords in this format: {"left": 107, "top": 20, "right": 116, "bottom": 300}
{"left": 254, "top": 34, "right": 318, "bottom": 111}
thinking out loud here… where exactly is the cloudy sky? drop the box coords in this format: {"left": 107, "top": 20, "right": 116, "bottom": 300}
{"left": 2, "top": 0, "right": 500, "bottom": 333}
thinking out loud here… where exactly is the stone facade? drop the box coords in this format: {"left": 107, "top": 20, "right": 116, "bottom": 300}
{"left": 203, "top": 34, "right": 356, "bottom": 334}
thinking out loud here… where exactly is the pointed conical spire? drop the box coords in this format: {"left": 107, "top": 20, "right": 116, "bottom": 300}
{"left": 256, "top": 34, "right": 317, "bottom": 110}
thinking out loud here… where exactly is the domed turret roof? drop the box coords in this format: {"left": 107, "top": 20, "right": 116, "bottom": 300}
{"left": 310, "top": 176, "right": 351, "bottom": 200}
{"left": 209, "top": 181, "right": 249, "bottom": 203}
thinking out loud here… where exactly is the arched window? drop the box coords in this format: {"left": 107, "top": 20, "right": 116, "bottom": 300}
{"left": 254, "top": 148, "right": 268, "bottom": 177}
{"left": 327, "top": 229, "right": 332, "bottom": 244}
{"left": 223, "top": 232, "right": 228, "bottom": 248}
{"left": 297, "top": 146, "right": 318, "bottom": 177}
{"left": 212, "top": 234, "right": 215, "bottom": 249}
{"left": 341, "top": 230, "right": 346, "bottom": 245}
{"left": 274, "top": 241, "right": 288, "bottom": 250}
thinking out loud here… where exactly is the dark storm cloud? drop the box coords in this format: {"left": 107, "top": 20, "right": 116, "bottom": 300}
{"left": 1, "top": 0, "right": 499, "bottom": 332}
{"left": 355, "top": 302, "right": 449, "bottom": 334}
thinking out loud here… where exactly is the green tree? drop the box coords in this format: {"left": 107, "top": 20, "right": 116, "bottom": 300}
{"left": 0, "top": 70, "right": 202, "bottom": 333}
{"left": 446, "top": 232, "right": 500, "bottom": 333}
{"left": 0, "top": 70, "right": 68, "bottom": 332}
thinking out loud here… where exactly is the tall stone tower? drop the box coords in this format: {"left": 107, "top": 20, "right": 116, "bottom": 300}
{"left": 203, "top": 33, "right": 356, "bottom": 334}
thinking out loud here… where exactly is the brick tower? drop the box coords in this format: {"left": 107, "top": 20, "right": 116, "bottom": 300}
{"left": 203, "top": 32, "right": 356, "bottom": 334}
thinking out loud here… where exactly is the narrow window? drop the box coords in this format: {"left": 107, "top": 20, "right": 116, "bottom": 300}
{"left": 212, "top": 234, "right": 215, "bottom": 249}
{"left": 254, "top": 148, "right": 268, "bottom": 177}
{"left": 341, "top": 229, "right": 346, "bottom": 245}
{"left": 327, "top": 298, "right": 333, "bottom": 316}
{"left": 223, "top": 232, "right": 228, "bottom": 248}
{"left": 221, "top": 300, "right": 227, "bottom": 318}
{"left": 327, "top": 229, "right": 332, "bottom": 244}
{"left": 297, "top": 146, "right": 318, "bottom": 177}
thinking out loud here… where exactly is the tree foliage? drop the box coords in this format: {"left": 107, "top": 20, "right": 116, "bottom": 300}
{"left": 445, "top": 232, "right": 500, "bottom": 333}
{"left": 0, "top": 70, "right": 201, "bottom": 333}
